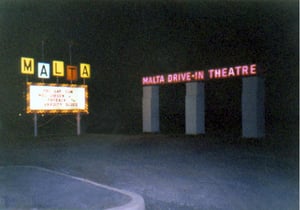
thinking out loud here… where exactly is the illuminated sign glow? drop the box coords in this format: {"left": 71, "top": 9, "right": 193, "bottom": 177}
{"left": 80, "top": 63, "right": 91, "bottom": 78}
{"left": 21, "top": 57, "right": 35, "bottom": 75}
{"left": 26, "top": 82, "right": 88, "bottom": 114}
{"left": 66, "top": 65, "right": 78, "bottom": 81}
{"left": 53, "top": 60, "right": 65, "bottom": 77}
{"left": 142, "top": 64, "right": 258, "bottom": 86}
{"left": 20, "top": 57, "right": 91, "bottom": 80}
{"left": 38, "top": 62, "right": 50, "bottom": 79}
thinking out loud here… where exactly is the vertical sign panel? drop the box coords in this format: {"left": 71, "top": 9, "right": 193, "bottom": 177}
{"left": 66, "top": 65, "right": 78, "bottom": 81}
{"left": 80, "top": 63, "right": 91, "bottom": 78}
{"left": 38, "top": 62, "right": 50, "bottom": 79}
{"left": 21, "top": 57, "right": 35, "bottom": 75}
{"left": 53, "top": 60, "right": 64, "bottom": 77}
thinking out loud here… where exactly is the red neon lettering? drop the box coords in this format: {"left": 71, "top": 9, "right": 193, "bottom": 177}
{"left": 142, "top": 75, "right": 165, "bottom": 85}
{"left": 194, "top": 71, "right": 204, "bottom": 80}
{"left": 186, "top": 72, "right": 191, "bottom": 82}
{"left": 148, "top": 77, "right": 153, "bottom": 84}
{"left": 242, "top": 65, "right": 249, "bottom": 75}
{"left": 235, "top": 66, "right": 241, "bottom": 76}
{"left": 143, "top": 63, "right": 257, "bottom": 84}
{"left": 179, "top": 73, "right": 184, "bottom": 81}
{"left": 250, "top": 64, "right": 256, "bottom": 75}
{"left": 180, "top": 72, "right": 190, "bottom": 82}
{"left": 173, "top": 74, "right": 178, "bottom": 82}
{"left": 228, "top": 67, "right": 235, "bottom": 77}
{"left": 167, "top": 74, "right": 173, "bottom": 83}
{"left": 142, "top": 77, "right": 149, "bottom": 85}
{"left": 215, "top": 69, "right": 221, "bottom": 78}
{"left": 159, "top": 75, "right": 165, "bottom": 83}
{"left": 208, "top": 69, "right": 214, "bottom": 79}
{"left": 153, "top": 76, "right": 158, "bottom": 84}
{"left": 221, "top": 68, "right": 228, "bottom": 78}
{"left": 167, "top": 72, "right": 192, "bottom": 83}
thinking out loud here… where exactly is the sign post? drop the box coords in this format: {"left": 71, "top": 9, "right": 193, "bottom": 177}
{"left": 77, "top": 113, "right": 81, "bottom": 136}
{"left": 21, "top": 49, "right": 91, "bottom": 137}
{"left": 34, "top": 113, "right": 38, "bottom": 137}
{"left": 25, "top": 82, "right": 89, "bottom": 136}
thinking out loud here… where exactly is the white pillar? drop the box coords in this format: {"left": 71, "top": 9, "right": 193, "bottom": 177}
{"left": 185, "top": 82, "right": 205, "bottom": 135}
{"left": 143, "top": 86, "right": 159, "bottom": 133}
{"left": 242, "top": 76, "right": 265, "bottom": 138}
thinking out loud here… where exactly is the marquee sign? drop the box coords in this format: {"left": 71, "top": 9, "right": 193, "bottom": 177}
{"left": 26, "top": 82, "right": 88, "bottom": 114}
{"left": 21, "top": 55, "right": 90, "bottom": 136}
{"left": 142, "top": 64, "right": 258, "bottom": 85}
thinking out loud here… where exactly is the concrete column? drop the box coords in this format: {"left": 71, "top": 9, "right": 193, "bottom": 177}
{"left": 242, "top": 76, "right": 265, "bottom": 138}
{"left": 185, "top": 82, "right": 205, "bottom": 135}
{"left": 142, "top": 86, "right": 159, "bottom": 133}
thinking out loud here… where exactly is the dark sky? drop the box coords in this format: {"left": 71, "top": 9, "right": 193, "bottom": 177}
{"left": 0, "top": 0, "right": 298, "bottom": 135}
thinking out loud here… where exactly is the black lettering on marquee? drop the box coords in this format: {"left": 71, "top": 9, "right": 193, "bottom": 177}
{"left": 54, "top": 63, "right": 60, "bottom": 74}
{"left": 70, "top": 67, "right": 75, "bottom": 78}
{"left": 40, "top": 65, "right": 48, "bottom": 76}
{"left": 82, "top": 66, "right": 89, "bottom": 76}
{"left": 23, "top": 60, "right": 32, "bottom": 72}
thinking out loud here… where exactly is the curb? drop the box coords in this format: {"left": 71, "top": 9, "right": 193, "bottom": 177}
{"left": 0, "top": 165, "right": 145, "bottom": 210}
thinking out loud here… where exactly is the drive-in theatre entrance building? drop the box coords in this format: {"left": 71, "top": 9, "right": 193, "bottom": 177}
{"left": 142, "top": 64, "right": 265, "bottom": 138}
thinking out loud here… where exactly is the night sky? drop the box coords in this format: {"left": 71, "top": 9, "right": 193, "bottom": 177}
{"left": 0, "top": 0, "right": 298, "bottom": 137}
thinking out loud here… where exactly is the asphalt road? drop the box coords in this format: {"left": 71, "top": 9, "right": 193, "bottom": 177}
{"left": 0, "top": 134, "right": 298, "bottom": 209}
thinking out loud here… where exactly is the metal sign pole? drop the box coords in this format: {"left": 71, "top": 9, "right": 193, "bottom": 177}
{"left": 34, "top": 113, "right": 38, "bottom": 137}
{"left": 76, "top": 112, "right": 81, "bottom": 136}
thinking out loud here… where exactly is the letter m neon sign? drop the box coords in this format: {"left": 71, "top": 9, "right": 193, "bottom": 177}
{"left": 21, "top": 57, "right": 34, "bottom": 75}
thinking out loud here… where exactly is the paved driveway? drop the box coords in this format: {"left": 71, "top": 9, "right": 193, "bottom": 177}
{"left": 0, "top": 134, "right": 298, "bottom": 209}
{"left": 0, "top": 166, "right": 144, "bottom": 210}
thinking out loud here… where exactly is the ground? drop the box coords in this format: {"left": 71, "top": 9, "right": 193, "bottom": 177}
{"left": 0, "top": 133, "right": 298, "bottom": 210}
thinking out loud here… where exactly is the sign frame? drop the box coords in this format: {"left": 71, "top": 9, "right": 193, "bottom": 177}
{"left": 26, "top": 82, "right": 88, "bottom": 114}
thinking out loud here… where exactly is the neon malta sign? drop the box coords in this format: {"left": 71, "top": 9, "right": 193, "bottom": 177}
{"left": 21, "top": 57, "right": 91, "bottom": 81}
{"left": 20, "top": 56, "right": 91, "bottom": 136}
